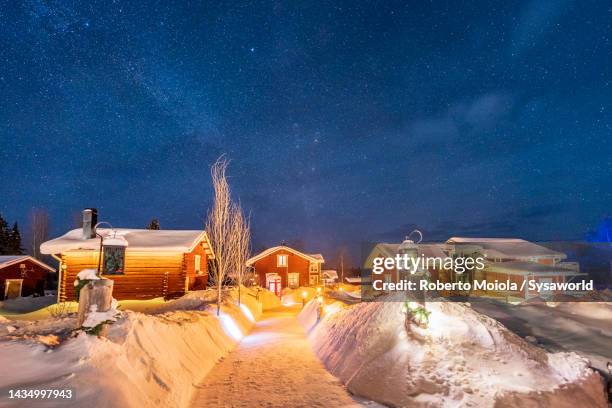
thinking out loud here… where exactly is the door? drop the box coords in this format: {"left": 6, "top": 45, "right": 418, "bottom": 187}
{"left": 4, "top": 279, "right": 23, "bottom": 300}
{"left": 266, "top": 274, "right": 282, "bottom": 296}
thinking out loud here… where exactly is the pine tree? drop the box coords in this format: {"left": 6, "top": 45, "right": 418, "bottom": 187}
{"left": 9, "top": 223, "right": 23, "bottom": 254}
{"left": 146, "top": 219, "right": 161, "bottom": 230}
{"left": 0, "top": 214, "right": 9, "bottom": 255}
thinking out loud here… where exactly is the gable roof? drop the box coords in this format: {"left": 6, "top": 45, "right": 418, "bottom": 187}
{"left": 486, "top": 261, "right": 584, "bottom": 276}
{"left": 246, "top": 245, "right": 324, "bottom": 266}
{"left": 41, "top": 228, "right": 214, "bottom": 257}
{"left": 322, "top": 269, "right": 338, "bottom": 280}
{"left": 0, "top": 255, "right": 56, "bottom": 272}
{"left": 446, "top": 237, "right": 565, "bottom": 259}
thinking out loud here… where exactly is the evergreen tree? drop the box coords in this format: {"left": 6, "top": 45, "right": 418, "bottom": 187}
{"left": 0, "top": 214, "right": 9, "bottom": 255}
{"left": 9, "top": 223, "right": 23, "bottom": 254}
{"left": 146, "top": 218, "right": 161, "bottom": 230}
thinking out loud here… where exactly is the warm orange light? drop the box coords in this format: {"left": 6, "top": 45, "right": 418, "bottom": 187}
{"left": 302, "top": 291, "right": 307, "bottom": 299}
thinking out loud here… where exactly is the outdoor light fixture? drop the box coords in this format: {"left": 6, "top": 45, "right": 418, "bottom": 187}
{"left": 94, "top": 222, "right": 128, "bottom": 276}
{"left": 302, "top": 290, "right": 307, "bottom": 306}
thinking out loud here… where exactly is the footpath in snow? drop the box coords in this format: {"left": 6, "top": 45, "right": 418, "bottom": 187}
{"left": 191, "top": 306, "right": 367, "bottom": 408}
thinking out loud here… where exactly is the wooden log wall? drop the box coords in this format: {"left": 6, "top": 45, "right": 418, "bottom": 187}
{"left": 59, "top": 251, "right": 187, "bottom": 301}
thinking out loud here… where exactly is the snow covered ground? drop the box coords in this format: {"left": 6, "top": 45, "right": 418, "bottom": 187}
{"left": 300, "top": 296, "right": 609, "bottom": 407}
{"left": 191, "top": 306, "right": 378, "bottom": 407}
{"left": 469, "top": 299, "right": 612, "bottom": 378}
{"left": 0, "top": 288, "right": 261, "bottom": 407}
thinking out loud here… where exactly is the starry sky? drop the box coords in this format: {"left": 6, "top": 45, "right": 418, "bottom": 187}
{"left": 1, "top": 1, "right": 611, "bottom": 264}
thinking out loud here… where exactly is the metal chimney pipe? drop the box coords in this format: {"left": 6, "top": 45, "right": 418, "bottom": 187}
{"left": 82, "top": 208, "right": 98, "bottom": 239}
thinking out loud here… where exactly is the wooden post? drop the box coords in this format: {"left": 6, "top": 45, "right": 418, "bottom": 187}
{"left": 77, "top": 279, "right": 114, "bottom": 327}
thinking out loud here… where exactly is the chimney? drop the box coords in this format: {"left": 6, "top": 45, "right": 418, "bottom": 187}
{"left": 82, "top": 208, "right": 98, "bottom": 239}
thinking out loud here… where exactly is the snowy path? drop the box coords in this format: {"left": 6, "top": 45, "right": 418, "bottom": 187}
{"left": 190, "top": 307, "right": 370, "bottom": 408}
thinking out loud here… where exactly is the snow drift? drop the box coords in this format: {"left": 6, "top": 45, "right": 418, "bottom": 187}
{"left": 0, "top": 289, "right": 261, "bottom": 407}
{"left": 300, "top": 297, "right": 608, "bottom": 407}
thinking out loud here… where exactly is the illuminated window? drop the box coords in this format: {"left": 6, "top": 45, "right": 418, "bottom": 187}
{"left": 288, "top": 273, "right": 299, "bottom": 288}
{"left": 309, "top": 263, "right": 318, "bottom": 274}
{"left": 195, "top": 255, "right": 201, "bottom": 274}
{"left": 277, "top": 254, "right": 288, "bottom": 267}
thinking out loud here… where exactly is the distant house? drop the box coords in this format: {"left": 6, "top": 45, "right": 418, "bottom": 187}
{"left": 363, "top": 237, "right": 584, "bottom": 300}
{"left": 41, "top": 211, "right": 214, "bottom": 301}
{"left": 322, "top": 269, "right": 338, "bottom": 284}
{"left": 246, "top": 246, "right": 324, "bottom": 295}
{"left": 0, "top": 255, "right": 55, "bottom": 300}
{"left": 445, "top": 237, "right": 584, "bottom": 299}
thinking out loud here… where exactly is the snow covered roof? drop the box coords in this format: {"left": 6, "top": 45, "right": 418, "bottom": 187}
{"left": 40, "top": 228, "right": 214, "bottom": 257}
{"left": 0, "top": 255, "right": 55, "bottom": 272}
{"left": 486, "top": 261, "right": 584, "bottom": 276}
{"left": 322, "top": 269, "right": 338, "bottom": 280}
{"left": 246, "top": 245, "right": 325, "bottom": 265}
{"left": 446, "top": 237, "right": 566, "bottom": 260}
{"left": 309, "top": 253, "right": 324, "bottom": 262}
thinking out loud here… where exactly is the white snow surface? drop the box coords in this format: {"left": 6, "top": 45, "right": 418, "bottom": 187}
{"left": 190, "top": 306, "right": 372, "bottom": 407}
{"left": 75, "top": 268, "right": 100, "bottom": 282}
{"left": 300, "top": 296, "right": 608, "bottom": 407}
{"left": 81, "top": 299, "right": 119, "bottom": 328}
{"left": 41, "top": 228, "right": 206, "bottom": 254}
{"left": 0, "top": 289, "right": 259, "bottom": 407}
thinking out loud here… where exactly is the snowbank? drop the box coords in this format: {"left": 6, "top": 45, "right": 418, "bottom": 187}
{"left": 258, "top": 288, "right": 282, "bottom": 310}
{"left": 281, "top": 286, "right": 319, "bottom": 305}
{"left": 300, "top": 297, "right": 608, "bottom": 407}
{"left": 0, "top": 290, "right": 261, "bottom": 407}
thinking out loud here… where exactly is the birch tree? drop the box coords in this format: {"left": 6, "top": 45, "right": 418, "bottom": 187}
{"left": 206, "top": 157, "right": 233, "bottom": 316}
{"left": 230, "top": 202, "right": 251, "bottom": 305}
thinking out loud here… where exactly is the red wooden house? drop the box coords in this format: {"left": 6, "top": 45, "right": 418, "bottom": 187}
{"left": 0, "top": 255, "right": 55, "bottom": 300}
{"left": 246, "top": 246, "right": 324, "bottom": 295}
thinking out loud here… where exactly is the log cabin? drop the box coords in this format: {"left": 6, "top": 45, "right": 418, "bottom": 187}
{"left": 0, "top": 255, "right": 55, "bottom": 300}
{"left": 41, "top": 213, "right": 214, "bottom": 301}
{"left": 246, "top": 246, "right": 324, "bottom": 295}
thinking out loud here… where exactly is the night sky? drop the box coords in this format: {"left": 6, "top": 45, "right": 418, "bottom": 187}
{"left": 1, "top": 1, "right": 611, "bottom": 264}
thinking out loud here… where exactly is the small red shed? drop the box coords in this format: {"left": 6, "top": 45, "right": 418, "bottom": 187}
{"left": 0, "top": 256, "right": 56, "bottom": 300}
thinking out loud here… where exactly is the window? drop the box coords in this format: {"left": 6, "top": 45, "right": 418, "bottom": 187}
{"left": 103, "top": 246, "right": 126, "bottom": 275}
{"left": 195, "top": 255, "right": 202, "bottom": 274}
{"left": 288, "top": 273, "right": 299, "bottom": 288}
{"left": 309, "top": 263, "right": 318, "bottom": 274}
{"left": 277, "top": 254, "right": 288, "bottom": 267}
{"left": 309, "top": 275, "right": 319, "bottom": 286}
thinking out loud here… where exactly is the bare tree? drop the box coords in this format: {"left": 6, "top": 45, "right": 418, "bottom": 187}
{"left": 230, "top": 202, "right": 251, "bottom": 305}
{"left": 28, "top": 208, "right": 49, "bottom": 259}
{"left": 205, "top": 157, "right": 234, "bottom": 316}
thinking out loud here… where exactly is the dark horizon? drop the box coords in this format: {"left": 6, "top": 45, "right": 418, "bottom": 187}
{"left": 1, "top": 1, "right": 611, "bottom": 264}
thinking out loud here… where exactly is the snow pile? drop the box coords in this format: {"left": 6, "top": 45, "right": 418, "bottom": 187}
{"left": 257, "top": 288, "right": 282, "bottom": 310}
{"left": 281, "top": 286, "right": 318, "bottom": 305}
{"left": 0, "top": 295, "right": 56, "bottom": 314}
{"left": 75, "top": 268, "right": 99, "bottom": 282}
{"left": 300, "top": 297, "right": 608, "bottom": 407}
{"left": 81, "top": 299, "right": 119, "bottom": 329}
{"left": 0, "top": 290, "right": 260, "bottom": 408}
